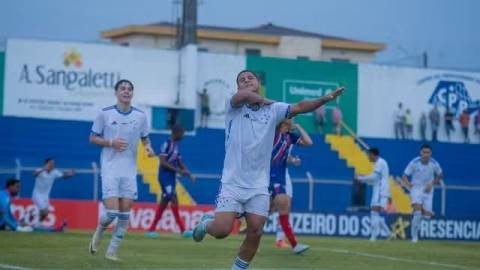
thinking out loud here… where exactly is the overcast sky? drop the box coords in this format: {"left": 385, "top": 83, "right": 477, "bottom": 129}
{"left": 1, "top": 0, "right": 478, "bottom": 71}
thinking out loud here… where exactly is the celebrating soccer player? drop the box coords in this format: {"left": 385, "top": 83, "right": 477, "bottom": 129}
{"left": 192, "top": 70, "right": 344, "bottom": 270}
{"left": 88, "top": 79, "right": 155, "bottom": 261}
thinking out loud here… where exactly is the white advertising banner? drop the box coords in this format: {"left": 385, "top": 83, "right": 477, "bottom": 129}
{"left": 196, "top": 52, "right": 246, "bottom": 129}
{"left": 4, "top": 39, "right": 185, "bottom": 121}
{"left": 358, "top": 64, "right": 480, "bottom": 143}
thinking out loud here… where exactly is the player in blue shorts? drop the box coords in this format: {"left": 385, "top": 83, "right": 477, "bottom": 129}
{"left": 270, "top": 119, "right": 312, "bottom": 253}
{"left": 146, "top": 125, "right": 195, "bottom": 238}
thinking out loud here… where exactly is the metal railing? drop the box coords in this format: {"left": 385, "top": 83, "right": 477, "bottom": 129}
{"left": 1, "top": 158, "right": 100, "bottom": 201}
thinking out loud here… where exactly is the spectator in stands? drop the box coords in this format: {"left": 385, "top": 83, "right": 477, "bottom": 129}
{"left": 32, "top": 158, "right": 75, "bottom": 227}
{"left": 405, "top": 109, "right": 413, "bottom": 140}
{"left": 385, "top": 197, "right": 397, "bottom": 214}
{"left": 315, "top": 106, "right": 326, "bottom": 134}
{"left": 475, "top": 110, "right": 480, "bottom": 140}
{"left": 444, "top": 108, "right": 455, "bottom": 141}
{"left": 198, "top": 88, "right": 210, "bottom": 128}
{"left": 332, "top": 105, "right": 343, "bottom": 135}
{"left": 459, "top": 110, "right": 470, "bottom": 143}
{"left": 394, "top": 102, "right": 405, "bottom": 140}
{"left": 420, "top": 112, "right": 427, "bottom": 141}
{"left": 429, "top": 105, "right": 440, "bottom": 142}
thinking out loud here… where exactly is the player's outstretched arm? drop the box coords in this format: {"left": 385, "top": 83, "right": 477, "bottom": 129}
{"left": 230, "top": 90, "right": 274, "bottom": 108}
{"left": 159, "top": 155, "right": 182, "bottom": 174}
{"left": 178, "top": 159, "right": 196, "bottom": 181}
{"left": 356, "top": 172, "right": 380, "bottom": 185}
{"left": 288, "top": 87, "right": 344, "bottom": 118}
{"left": 401, "top": 175, "right": 413, "bottom": 190}
{"left": 89, "top": 134, "right": 128, "bottom": 151}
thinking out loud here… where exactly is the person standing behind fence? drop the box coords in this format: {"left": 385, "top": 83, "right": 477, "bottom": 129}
{"left": 393, "top": 103, "right": 405, "bottom": 140}
{"left": 475, "top": 110, "right": 480, "bottom": 140}
{"left": 198, "top": 88, "right": 210, "bottom": 128}
{"left": 429, "top": 106, "right": 440, "bottom": 142}
{"left": 332, "top": 105, "right": 343, "bottom": 135}
{"left": 459, "top": 110, "right": 470, "bottom": 143}
{"left": 405, "top": 109, "right": 413, "bottom": 140}
{"left": 315, "top": 106, "right": 326, "bottom": 134}
{"left": 444, "top": 108, "right": 455, "bottom": 141}
{"left": 420, "top": 112, "right": 427, "bottom": 141}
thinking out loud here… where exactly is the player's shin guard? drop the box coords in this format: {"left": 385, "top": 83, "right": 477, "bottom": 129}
{"left": 279, "top": 214, "right": 297, "bottom": 248}
{"left": 96, "top": 210, "right": 119, "bottom": 241}
{"left": 171, "top": 205, "right": 186, "bottom": 233}
{"left": 370, "top": 211, "right": 380, "bottom": 240}
{"left": 106, "top": 211, "right": 130, "bottom": 256}
{"left": 411, "top": 210, "right": 422, "bottom": 241}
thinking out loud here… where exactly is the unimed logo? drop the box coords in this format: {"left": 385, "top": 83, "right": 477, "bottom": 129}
{"left": 18, "top": 48, "right": 121, "bottom": 91}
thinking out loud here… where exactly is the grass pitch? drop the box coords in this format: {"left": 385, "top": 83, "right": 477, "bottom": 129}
{"left": 1, "top": 231, "right": 479, "bottom": 270}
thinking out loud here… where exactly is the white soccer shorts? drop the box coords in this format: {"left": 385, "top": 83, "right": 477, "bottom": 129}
{"left": 32, "top": 194, "right": 50, "bottom": 211}
{"left": 410, "top": 187, "right": 434, "bottom": 213}
{"left": 370, "top": 189, "right": 388, "bottom": 208}
{"left": 101, "top": 175, "right": 138, "bottom": 200}
{"left": 215, "top": 184, "right": 270, "bottom": 217}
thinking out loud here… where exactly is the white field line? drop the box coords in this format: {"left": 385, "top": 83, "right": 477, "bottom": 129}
{"left": 318, "top": 247, "right": 480, "bottom": 270}
{"left": 0, "top": 263, "right": 34, "bottom": 270}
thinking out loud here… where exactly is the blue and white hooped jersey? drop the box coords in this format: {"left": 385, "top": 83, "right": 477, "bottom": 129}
{"left": 270, "top": 132, "right": 300, "bottom": 181}
{"left": 159, "top": 138, "right": 181, "bottom": 172}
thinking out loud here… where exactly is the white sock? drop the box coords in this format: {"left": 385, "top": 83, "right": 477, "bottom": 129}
{"left": 380, "top": 216, "right": 391, "bottom": 236}
{"left": 411, "top": 210, "right": 422, "bottom": 240}
{"left": 276, "top": 222, "right": 285, "bottom": 241}
{"left": 94, "top": 210, "right": 118, "bottom": 245}
{"left": 370, "top": 211, "right": 380, "bottom": 240}
{"left": 106, "top": 211, "right": 129, "bottom": 255}
{"left": 232, "top": 256, "right": 249, "bottom": 270}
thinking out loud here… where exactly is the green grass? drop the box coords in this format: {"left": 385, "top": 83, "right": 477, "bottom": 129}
{"left": 1, "top": 231, "right": 479, "bottom": 270}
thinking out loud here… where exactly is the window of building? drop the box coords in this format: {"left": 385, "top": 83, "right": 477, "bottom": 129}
{"left": 330, "top": 58, "right": 351, "bottom": 63}
{"left": 297, "top": 56, "right": 310, "bottom": 60}
{"left": 245, "top": 48, "right": 261, "bottom": 56}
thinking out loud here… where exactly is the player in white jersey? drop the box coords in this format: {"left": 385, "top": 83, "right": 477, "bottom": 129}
{"left": 355, "top": 148, "right": 391, "bottom": 241}
{"left": 402, "top": 144, "right": 443, "bottom": 243}
{"left": 88, "top": 79, "right": 155, "bottom": 261}
{"left": 192, "top": 70, "right": 344, "bottom": 270}
{"left": 32, "top": 158, "right": 75, "bottom": 225}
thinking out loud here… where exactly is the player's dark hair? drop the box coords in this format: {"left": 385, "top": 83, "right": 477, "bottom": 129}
{"left": 5, "top": 178, "right": 20, "bottom": 188}
{"left": 114, "top": 79, "right": 134, "bottom": 91}
{"left": 44, "top": 157, "right": 54, "bottom": 164}
{"left": 368, "top": 148, "right": 380, "bottom": 156}
{"left": 236, "top": 70, "right": 259, "bottom": 85}
{"left": 421, "top": 144, "right": 432, "bottom": 150}
{"left": 171, "top": 124, "right": 184, "bottom": 134}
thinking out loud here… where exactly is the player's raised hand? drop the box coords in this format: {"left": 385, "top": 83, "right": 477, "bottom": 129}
{"left": 328, "top": 87, "right": 345, "bottom": 100}
{"left": 112, "top": 138, "right": 128, "bottom": 151}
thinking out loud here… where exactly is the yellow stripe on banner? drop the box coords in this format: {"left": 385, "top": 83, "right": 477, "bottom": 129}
{"left": 325, "top": 135, "right": 411, "bottom": 214}
{"left": 137, "top": 143, "right": 196, "bottom": 205}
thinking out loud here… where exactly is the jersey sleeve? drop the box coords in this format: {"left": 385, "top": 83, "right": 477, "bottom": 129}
{"left": 159, "top": 141, "right": 169, "bottom": 156}
{"left": 403, "top": 161, "right": 414, "bottom": 177}
{"left": 140, "top": 113, "right": 150, "bottom": 139}
{"left": 55, "top": 169, "right": 64, "bottom": 178}
{"left": 0, "top": 195, "right": 17, "bottom": 231}
{"left": 273, "top": 102, "right": 291, "bottom": 124}
{"left": 91, "top": 112, "right": 105, "bottom": 137}
{"left": 434, "top": 162, "right": 443, "bottom": 176}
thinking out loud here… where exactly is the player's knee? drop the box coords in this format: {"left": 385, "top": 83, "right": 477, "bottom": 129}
{"left": 246, "top": 226, "right": 263, "bottom": 239}
{"left": 213, "top": 226, "right": 232, "bottom": 239}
